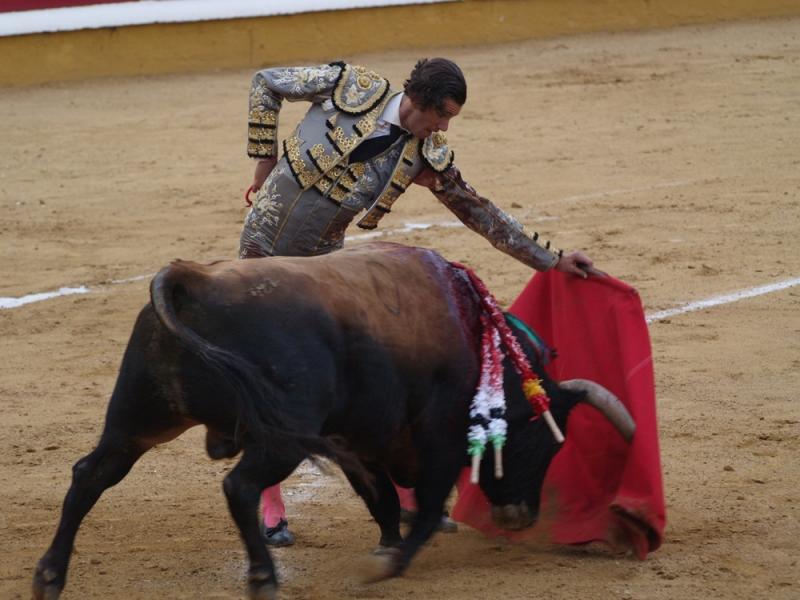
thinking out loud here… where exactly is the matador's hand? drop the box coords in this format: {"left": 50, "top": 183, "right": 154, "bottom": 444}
{"left": 555, "top": 250, "right": 596, "bottom": 279}
{"left": 252, "top": 157, "right": 277, "bottom": 192}
{"left": 245, "top": 157, "right": 278, "bottom": 206}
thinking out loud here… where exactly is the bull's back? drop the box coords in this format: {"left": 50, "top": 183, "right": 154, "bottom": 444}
{"left": 154, "top": 242, "right": 481, "bottom": 383}
{"left": 286, "top": 243, "right": 479, "bottom": 366}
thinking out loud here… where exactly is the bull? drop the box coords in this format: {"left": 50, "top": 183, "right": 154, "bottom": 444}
{"left": 33, "top": 241, "right": 634, "bottom": 600}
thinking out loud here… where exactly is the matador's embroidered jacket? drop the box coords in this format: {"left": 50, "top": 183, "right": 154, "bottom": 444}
{"left": 240, "top": 62, "right": 560, "bottom": 270}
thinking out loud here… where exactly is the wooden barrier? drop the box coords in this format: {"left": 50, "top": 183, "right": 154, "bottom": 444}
{"left": 2, "top": 0, "right": 799, "bottom": 86}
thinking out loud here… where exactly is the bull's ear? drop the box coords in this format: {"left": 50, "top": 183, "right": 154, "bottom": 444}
{"left": 559, "top": 379, "right": 635, "bottom": 442}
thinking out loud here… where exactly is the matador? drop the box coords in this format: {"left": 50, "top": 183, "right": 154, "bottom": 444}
{"left": 239, "top": 59, "right": 591, "bottom": 274}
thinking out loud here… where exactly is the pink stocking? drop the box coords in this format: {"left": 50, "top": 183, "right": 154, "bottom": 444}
{"left": 394, "top": 484, "right": 416, "bottom": 512}
{"left": 260, "top": 484, "right": 286, "bottom": 528}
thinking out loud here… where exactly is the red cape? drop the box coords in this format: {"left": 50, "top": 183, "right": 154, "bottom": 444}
{"left": 451, "top": 269, "right": 666, "bottom": 558}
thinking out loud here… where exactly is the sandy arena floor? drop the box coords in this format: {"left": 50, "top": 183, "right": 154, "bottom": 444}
{"left": 1, "top": 16, "right": 799, "bottom": 600}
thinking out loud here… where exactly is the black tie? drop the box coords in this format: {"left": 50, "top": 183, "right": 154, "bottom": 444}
{"left": 349, "top": 124, "right": 406, "bottom": 163}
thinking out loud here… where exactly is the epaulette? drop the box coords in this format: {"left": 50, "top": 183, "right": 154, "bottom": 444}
{"left": 329, "top": 62, "right": 391, "bottom": 116}
{"left": 420, "top": 132, "right": 455, "bottom": 172}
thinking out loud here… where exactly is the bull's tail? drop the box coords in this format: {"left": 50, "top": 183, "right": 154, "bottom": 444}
{"left": 149, "top": 263, "right": 365, "bottom": 476}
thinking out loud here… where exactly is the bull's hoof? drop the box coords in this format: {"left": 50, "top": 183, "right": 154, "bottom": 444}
{"left": 438, "top": 515, "right": 458, "bottom": 533}
{"left": 371, "top": 544, "right": 399, "bottom": 556}
{"left": 399, "top": 510, "right": 458, "bottom": 533}
{"left": 373, "top": 533, "right": 402, "bottom": 555}
{"left": 32, "top": 562, "right": 64, "bottom": 600}
{"left": 247, "top": 569, "right": 278, "bottom": 600}
{"left": 491, "top": 503, "right": 535, "bottom": 531}
{"left": 360, "top": 548, "right": 406, "bottom": 583}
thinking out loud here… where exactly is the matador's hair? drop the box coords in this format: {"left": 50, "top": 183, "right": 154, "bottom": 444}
{"left": 404, "top": 58, "right": 467, "bottom": 113}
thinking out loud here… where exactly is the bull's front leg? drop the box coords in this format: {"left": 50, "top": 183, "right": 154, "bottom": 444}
{"left": 223, "top": 449, "right": 301, "bottom": 600}
{"left": 372, "top": 453, "right": 463, "bottom": 579}
{"left": 342, "top": 465, "right": 403, "bottom": 552}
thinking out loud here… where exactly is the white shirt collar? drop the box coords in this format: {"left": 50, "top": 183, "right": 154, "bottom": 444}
{"left": 379, "top": 92, "right": 405, "bottom": 130}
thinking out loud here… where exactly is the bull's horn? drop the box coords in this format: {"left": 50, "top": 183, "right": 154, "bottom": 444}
{"left": 559, "top": 379, "right": 636, "bottom": 442}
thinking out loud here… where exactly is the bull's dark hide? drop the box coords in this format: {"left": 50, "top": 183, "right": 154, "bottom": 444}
{"left": 33, "top": 242, "right": 631, "bottom": 600}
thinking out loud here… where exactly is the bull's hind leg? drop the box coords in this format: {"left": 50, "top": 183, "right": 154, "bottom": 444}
{"left": 223, "top": 448, "right": 301, "bottom": 600}
{"left": 32, "top": 435, "right": 148, "bottom": 600}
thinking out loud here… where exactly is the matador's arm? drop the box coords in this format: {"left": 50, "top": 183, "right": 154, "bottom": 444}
{"left": 247, "top": 64, "right": 343, "bottom": 159}
{"left": 427, "top": 166, "right": 562, "bottom": 272}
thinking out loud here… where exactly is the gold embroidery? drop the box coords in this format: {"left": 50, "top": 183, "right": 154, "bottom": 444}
{"left": 327, "top": 126, "right": 361, "bottom": 155}
{"left": 354, "top": 105, "right": 382, "bottom": 138}
{"left": 357, "top": 210, "right": 379, "bottom": 229}
{"left": 329, "top": 164, "right": 347, "bottom": 180}
{"left": 249, "top": 126, "right": 276, "bottom": 142}
{"left": 247, "top": 141, "right": 275, "bottom": 158}
{"left": 357, "top": 187, "right": 398, "bottom": 229}
{"left": 247, "top": 108, "right": 278, "bottom": 158}
{"left": 309, "top": 143, "right": 338, "bottom": 172}
{"left": 314, "top": 175, "right": 335, "bottom": 196}
{"left": 284, "top": 135, "right": 301, "bottom": 157}
{"left": 377, "top": 189, "right": 400, "bottom": 210}
{"left": 394, "top": 171, "right": 412, "bottom": 189}
{"left": 283, "top": 85, "right": 391, "bottom": 190}
{"left": 284, "top": 135, "right": 318, "bottom": 188}
{"left": 332, "top": 64, "right": 390, "bottom": 115}
{"left": 325, "top": 95, "right": 389, "bottom": 157}
{"left": 431, "top": 132, "right": 447, "bottom": 147}
{"left": 402, "top": 139, "right": 418, "bottom": 164}
{"left": 338, "top": 170, "right": 358, "bottom": 192}
{"left": 356, "top": 139, "right": 416, "bottom": 228}
{"left": 357, "top": 185, "right": 399, "bottom": 228}
{"left": 327, "top": 185, "right": 347, "bottom": 204}
{"left": 248, "top": 109, "right": 277, "bottom": 125}
{"left": 349, "top": 162, "right": 366, "bottom": 179}
{"left": 421, "top": 133, "right": 454, "bottom": 172}
{"left": 313, "top": 163, "right": 349, "bottom": 200}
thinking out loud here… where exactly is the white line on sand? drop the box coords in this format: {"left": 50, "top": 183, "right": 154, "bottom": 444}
{"left": 0, "top": 286, "right": 90, "bottom": 309}
{"left": 645, "top": 277, "right": 800, "bottom": 323}
{"left": 346, "top": 220, "right": 464, "bottom": 241}
{"left": 559, "top": 179, "right": 708, "bottom": 203}
{"left": 3, "top": 238, "right": 798, "bottom": 323}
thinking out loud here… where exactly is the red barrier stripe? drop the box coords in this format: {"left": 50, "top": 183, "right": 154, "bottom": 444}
{"left": 1, "top": 1, "right": 129, "bottom": 13}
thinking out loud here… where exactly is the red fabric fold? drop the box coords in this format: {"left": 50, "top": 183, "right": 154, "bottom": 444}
{"left": 452, "top": 269, "right": 665, "bottom": 558}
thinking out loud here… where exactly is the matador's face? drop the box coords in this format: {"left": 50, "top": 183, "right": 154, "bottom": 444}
{"left": 400, "top": 95, "right": 462, "bottom": 140}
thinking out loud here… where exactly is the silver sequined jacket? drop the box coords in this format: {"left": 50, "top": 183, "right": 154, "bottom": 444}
{"left": 245, "top": 62, "right": 560, "bottom": 270}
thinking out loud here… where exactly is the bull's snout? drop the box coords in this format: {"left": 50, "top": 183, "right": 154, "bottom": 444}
{"left": 490, "top": 503, "right": 535, "bottom": 531}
